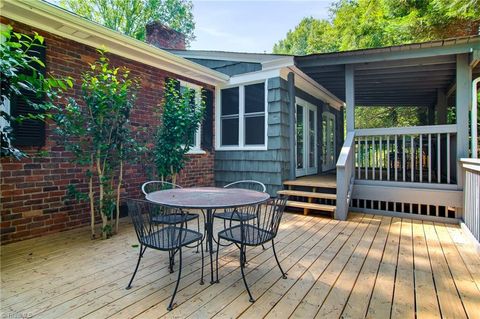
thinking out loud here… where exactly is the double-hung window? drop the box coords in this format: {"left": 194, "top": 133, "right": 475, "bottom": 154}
{"left": 219, "top": 81, "right": 266, "bottom": 149}
{"left": 179, "top": 80, "right": 204, "bottom": 154}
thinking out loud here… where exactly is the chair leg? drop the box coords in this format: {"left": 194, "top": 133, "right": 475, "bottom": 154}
{"left": 200, "top": 239, "right": 205, "bottom": 285}
{"left": 126, "top": 245, "right": 145, "bottom": 289}
{"left": 196, "top": 217, "right": 200, "bottom": 253}
{"left": 215, "top": 239, "right": 220, "bottom": 283}
{"left": 240, "top": 245, "right": 254, "bottom": 303}
{"left": 168, "top": 250, "right": 175, "bottom": 273}
{"left": 272, "top": 239, "right": 287, "bottom": 279}
{"left": 168, "top": 247, "right": 182, "bottom": 311}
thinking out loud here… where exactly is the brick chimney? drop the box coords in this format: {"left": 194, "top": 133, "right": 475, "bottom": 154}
{"left": 146, "top": 21, "right": 186, "bottom": 50}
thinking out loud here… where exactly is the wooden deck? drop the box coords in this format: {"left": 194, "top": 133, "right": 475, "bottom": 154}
{"left": 1, "top": 212, "right": 479, "bottom": 319}
{"left": 283, "top": 173, "right": 337, "bottom": 188}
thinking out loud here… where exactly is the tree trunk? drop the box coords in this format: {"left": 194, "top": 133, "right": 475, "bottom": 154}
{"left": 115, "top": 158, "right": 123, "bottom": 234}
{"left": 88, "top": 167, "right": 95, "bottom": 239}
{"left": 96, "top": 157, "right": 108, "bottom": 239}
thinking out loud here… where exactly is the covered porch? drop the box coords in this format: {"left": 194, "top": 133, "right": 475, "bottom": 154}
{"left": 2, "top": 212, "right": 479, "bottom": 318}
{"left": 291, "top": 36, "right": 480, "bottom": 222}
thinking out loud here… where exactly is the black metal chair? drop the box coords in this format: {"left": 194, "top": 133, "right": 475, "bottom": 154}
{"left": 215, "top": 197, "right": 288, "bottom": 302}
{"left": 126, "top": 199, "right": 204, "bottom": 311}
{"left": 213, "top": 180, "right": 266, "bottom": 223}
{"left": 142, "top": 181, "right": 201, "bottom": 251}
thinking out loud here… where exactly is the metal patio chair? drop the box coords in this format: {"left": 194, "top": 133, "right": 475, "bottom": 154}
{"left": 126, "top": 199, "right": 204, "bottom": 311}
{"left": 213, "top": 180, "right": 266, "bottom": 223}
{"left": 142, "top": 181, "right": 202, "bottom": 251}
{"left": 215, "top": 197, "right": 288, "bottom": 302}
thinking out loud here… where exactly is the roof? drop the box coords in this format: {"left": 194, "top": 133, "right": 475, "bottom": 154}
{"left": 0, "top": 0, "right": 229, "bottom": 86}
{"left": 167, "top": 49, "right": 293, "bottom": 63}
{"left": 294, "top": 36, "right": 480, "bottom": 106}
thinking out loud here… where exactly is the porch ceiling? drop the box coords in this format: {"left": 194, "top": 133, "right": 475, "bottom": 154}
{"left": 294, "top": 36, "right": 480, "bottom": 107}
{"left": 296, "top": 55, "right": 457, "bottom": 107}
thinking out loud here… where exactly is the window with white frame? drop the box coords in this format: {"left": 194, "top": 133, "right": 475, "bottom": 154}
{"left": 220, "top": 82, "right": 266, "bottom": 148}
{"left": 179, "top": 80, "right": 203, "bottom": 153}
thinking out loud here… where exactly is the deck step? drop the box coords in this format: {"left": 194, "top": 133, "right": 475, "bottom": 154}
{"left": 283, "top": 179, "right": 336, "bottom": 188}
{"left": 286, "top": 200, "right": 336, "bottom": 212}
{"left": 277, "top": 190, "right": 336, "bottom": 200}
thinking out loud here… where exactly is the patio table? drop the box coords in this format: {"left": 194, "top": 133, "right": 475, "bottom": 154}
{"left": 145, "top": 187, "right": 270, "bottom": 284}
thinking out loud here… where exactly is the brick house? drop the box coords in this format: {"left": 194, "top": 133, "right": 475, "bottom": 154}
{"left": 0, "top": 0, "right": 228, "bottom": 244}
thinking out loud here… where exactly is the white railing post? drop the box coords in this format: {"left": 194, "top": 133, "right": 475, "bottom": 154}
{"left": 336, "top": 131, "right": 355, "bottom": 221}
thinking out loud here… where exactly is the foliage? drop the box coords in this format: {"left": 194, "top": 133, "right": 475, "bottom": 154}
{"left": 355, "top": 106, "right": 428, "bottom": 129}
{"left": 273, "top": 0, "right": 480, "bottom": 55}
{"left": 60, "top": 0, "right": 195, "bottom": 45}
{"left": 153, "top": 79, "right": 205, "bottom": 183}
{"left": 54, "top": 50, "right": 141, "bottom": 239}
{"left": 0, "top": 25, "right": 72, "bottom": 160}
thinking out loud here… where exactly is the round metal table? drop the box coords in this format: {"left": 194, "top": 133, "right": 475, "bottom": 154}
{"left": 145, "top": 187, "right": 270, "bottom": 284}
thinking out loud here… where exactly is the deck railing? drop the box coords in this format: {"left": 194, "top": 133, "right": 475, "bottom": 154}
{"left": 461, "top": 159, "right": 480, "bottom": 244}
{"left": 354, "top": 125, "right": 457, "bottom": 185}
{"left": 336, "top": 131, "right": 355, "bottom": 220}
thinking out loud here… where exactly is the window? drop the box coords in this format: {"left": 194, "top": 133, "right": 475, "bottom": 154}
{"left": 179, "top": 80, "right": 204, "bottom": 154}
{"left": 219, "top": 82, "right": 266, "bottom": 149}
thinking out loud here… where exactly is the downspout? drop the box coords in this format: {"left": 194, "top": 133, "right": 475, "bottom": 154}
{"left": 288, "top": 72, "right": 296, "bottom": 180}
{"left": 472, "top": 77, "right": 479, "bottom": 158}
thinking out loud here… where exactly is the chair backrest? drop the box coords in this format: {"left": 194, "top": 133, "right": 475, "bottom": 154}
{"left": 127, "top": 199, "right": 186, "bottom": 248}
{"left": 224, "top": 180, "right": 266, "bottom": 193}
{"left": 141, "top": 181, "right": 182, "bottom": 196}
{"left": 230, "top": 196, "right": 287, "bottom": 244}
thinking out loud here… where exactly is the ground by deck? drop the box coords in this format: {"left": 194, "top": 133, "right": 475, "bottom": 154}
{"left": 1, "top": 212, "right": 479, "bottom": 318}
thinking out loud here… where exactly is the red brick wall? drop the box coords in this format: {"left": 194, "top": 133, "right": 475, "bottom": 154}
{"left": 0, "top": 17, "right": 215, "bottom": 244}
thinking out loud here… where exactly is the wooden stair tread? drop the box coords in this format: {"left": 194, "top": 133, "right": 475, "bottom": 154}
{"left": 277, "top": 190, "right": 336, "bottom": 200}
{"left": 283, "top": 179, "right": 336, "bottom": 188}
{"left": 286, "top": 200, "right": 336, "bottom": 212}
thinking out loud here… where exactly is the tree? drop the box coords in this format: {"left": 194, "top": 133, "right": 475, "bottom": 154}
{"left": 59, "top": 0, "right": 195, "bottom": 45}
{"left": 54, "top": 50, "right": 140, "bottom": 239}
{"left": 1, "top": 25, "right": 72, "bottom": 160}
{"left": 273, "top": 0, "right": 480, "bottom": 55}
{"left": 153, "top": 79, "right": 205, "bottom": 184}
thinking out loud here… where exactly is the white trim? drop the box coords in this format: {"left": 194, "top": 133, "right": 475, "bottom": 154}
{"left": 1, "top": 0, "right": 229, "bottom": 86}
{"left": 295, "top": 97, "right": 318, "bottom": 177}
{"left": 350, "top": 207, "right": 460, "bottom": 224}
{"left": 261, "top": 57, "right": 295, "bottom": 70}
{"left": 168, "top": 49, "right": 289, "bottom": 63}
{"left": 216, "top": 80, "right": 268, "bottom": 151}
{"left": 227, "top": 69, "right": 281, "bottom": 86}
{"left": 354, "top": 179, "right": 461, "bottom": 190}
{"left": 280, "top": 66, "right": 344, "bottom": 109}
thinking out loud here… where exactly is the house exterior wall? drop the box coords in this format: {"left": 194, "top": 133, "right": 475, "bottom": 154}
{"left": 215, "top": 77, "right": 291, "bottom": 195}
{"left": 0, "top": 17, "right": 215, "bottom": 244}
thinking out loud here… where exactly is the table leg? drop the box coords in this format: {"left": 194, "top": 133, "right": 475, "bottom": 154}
{"left": 205, "top": 208, "right": 215, "bottom": 284}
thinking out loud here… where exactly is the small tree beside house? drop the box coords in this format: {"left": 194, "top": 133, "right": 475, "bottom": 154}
{"left": 153, "top": 78, "right": 205, "bottom": 184}
{"left": 54, "top": 50, "right": 140, "bottom": 239}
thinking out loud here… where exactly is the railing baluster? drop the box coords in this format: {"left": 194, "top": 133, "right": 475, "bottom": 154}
{"left": 379, "top": 136, "right": 383, "bottom": 181}
{"left": 372, "top": 136, "right": 375, "bottom": 180}
{"left": 437, "top": 133, "right": 441, "bottom": 183}
{"left": 428, "top": 134, "right": 432, "bottom": 183}
{"left": 357, "top": 139, "right": 361, "bottom": 178}
{"left": 420, "top": 134, "right": 423, "bottom": 183}
{"left": 365, "top": 136, "right": 368, "bottom": 179}
{"left": 387, "top": 136, "right": 390, "bottom": 181}
{"left": 402, "top": 135, "right": 406, "bottom": 182}
{"left": 411, "top": 135, "right": 414, "bottom": 182}
{"left": 394, "top": 135, "right": 398, "bottom": 181}
{"left": 447, "top": 133, "right": 450, "bottom": 184}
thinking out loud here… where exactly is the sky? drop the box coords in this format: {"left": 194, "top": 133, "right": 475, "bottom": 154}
{"left": 189, "top": 0, "right": 334, "bottom": 53}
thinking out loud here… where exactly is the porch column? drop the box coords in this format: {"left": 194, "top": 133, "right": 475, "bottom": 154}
{"left": 288, "top": 72, "right": 296, "bottom": 180}
{"left": 436, "top": 89, "right": 447, "bottom": 124}
{"left": 345, "top": 64, "right": 355, "bottom": 132}
{"left": 456, "top": 54, "right": 472, "bottom": 186}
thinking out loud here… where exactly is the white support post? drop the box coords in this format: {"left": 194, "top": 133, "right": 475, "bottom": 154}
{"left": 345, "top": 64, "right": 355, "bottom": 132}
{"left": 456, "top": 54, "right": 472, "bottom": 186}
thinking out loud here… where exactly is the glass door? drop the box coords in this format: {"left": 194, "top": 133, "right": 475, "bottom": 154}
{"left": 322, "top": 112, "right": 336, "bottom": 172}
{"left": 295, "top": 99, "right": 317, "bottom": 177}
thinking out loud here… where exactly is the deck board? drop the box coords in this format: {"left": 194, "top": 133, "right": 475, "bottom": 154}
{"left": 1, "top": 212, "right": 479, "bottom": 319}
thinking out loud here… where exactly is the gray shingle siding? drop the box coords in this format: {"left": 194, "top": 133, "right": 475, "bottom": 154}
{"left": 215, "top": 77, "right": 291, "bottom": 195}
{"left": 187, "top": 58, "right": 261, "bottom": 76}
